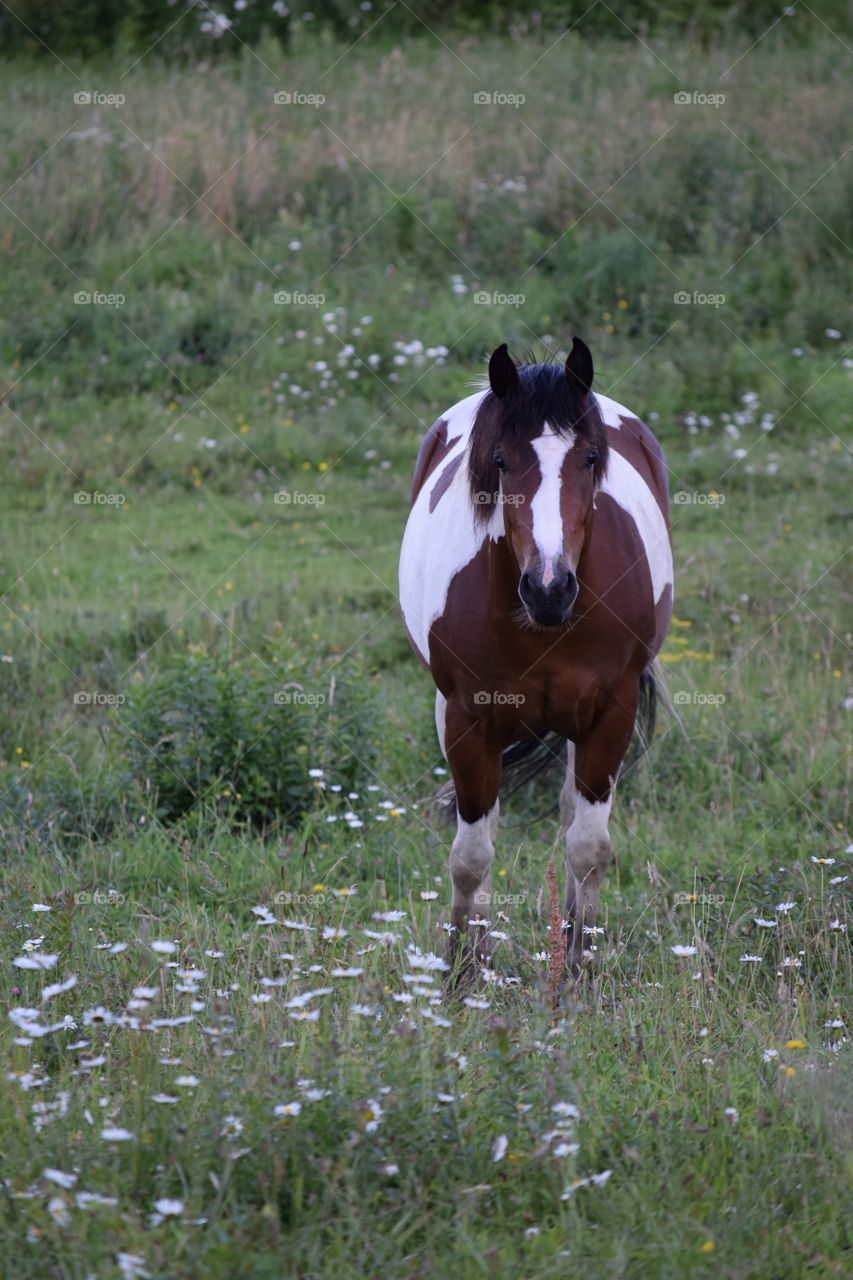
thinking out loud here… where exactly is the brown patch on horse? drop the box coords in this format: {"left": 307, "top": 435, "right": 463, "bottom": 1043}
{"left": 429, "top": 454, "right": 463, "bottom": 513}
{"left": 410, "top": 416, "right": 461, "bottom": 505}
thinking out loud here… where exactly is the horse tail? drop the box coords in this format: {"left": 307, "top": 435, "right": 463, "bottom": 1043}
{"left": 634, "top": 663, "right": 658, "bottom": 755}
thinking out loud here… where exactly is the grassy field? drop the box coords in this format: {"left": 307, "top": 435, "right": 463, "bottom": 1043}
{"left": 1, "top": 23, "right": 851, "bottom": 1279}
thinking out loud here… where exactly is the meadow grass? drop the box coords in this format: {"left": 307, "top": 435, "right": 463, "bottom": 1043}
{"left": 0, "top": 26, "right": 851, "bottom": 1279}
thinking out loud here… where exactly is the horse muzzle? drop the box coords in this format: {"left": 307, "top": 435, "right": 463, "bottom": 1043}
{"left": 518, "top": 567, "right": 579, "bottom": 627}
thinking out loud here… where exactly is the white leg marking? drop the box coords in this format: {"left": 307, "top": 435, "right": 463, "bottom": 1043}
{"left": 450, "top": 802, "right": 498, "bottom": 919}
{"left": 565, "top": 792, "right": 612, "bottom": 956}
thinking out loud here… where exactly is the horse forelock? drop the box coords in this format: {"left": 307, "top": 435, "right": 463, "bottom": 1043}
{"left": 468, "top": 363, "right": 608, "bottom": 521}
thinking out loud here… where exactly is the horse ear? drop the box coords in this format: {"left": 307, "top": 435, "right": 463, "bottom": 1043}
{"left": 488, "top": 343, "right": 519, "bottom": 398}
{"left": 566, "top": 336, "right": 594, "bottom": 395}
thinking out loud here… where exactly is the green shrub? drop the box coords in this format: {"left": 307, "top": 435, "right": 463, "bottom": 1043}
{"left": 118, "top": 647, "right": 379, "bottom": 830}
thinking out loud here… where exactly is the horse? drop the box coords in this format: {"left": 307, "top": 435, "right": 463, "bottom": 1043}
{"left": 399, "top": 339, "right": 673, "bottom": 977}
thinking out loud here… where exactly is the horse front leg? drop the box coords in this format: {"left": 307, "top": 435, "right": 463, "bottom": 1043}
{"left": 564, "top": 681, "right": 639, "bottom": 978}
{"left": 443, "top": 704, "right": 502, "bottom": 980}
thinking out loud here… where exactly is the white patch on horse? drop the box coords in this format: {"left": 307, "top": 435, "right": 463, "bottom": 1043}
{"left": 450, "top": 802, "right": 498, "bottom": 916}
{"left": 600, "top": 449, "right": 673, "bottom": 603}
{"left": 594, "top": 392, "right": 634, "bottom": 429}
{"left": 565, "top": 791, "right": 613, "bottom": 942}
{"left": 530, "top": 424, "right": 576, "bottom": 582}
{"left": 399, "top": 389, "right": 500, "bottom": 662}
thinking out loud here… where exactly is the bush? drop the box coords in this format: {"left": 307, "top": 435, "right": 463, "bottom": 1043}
{"left": 119, "top": 647, "right": 380, "bottom": 830}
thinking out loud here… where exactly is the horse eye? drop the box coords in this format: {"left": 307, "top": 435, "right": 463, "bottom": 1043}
{"left": 494, "top": 453, "right": 508, "bottom": 472}
{"left": 584, "top": 448, "right": 599, "bottom": 468}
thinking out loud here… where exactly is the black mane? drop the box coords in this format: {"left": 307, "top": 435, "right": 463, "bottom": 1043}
{"left": 468, "top": 362, "right": 608, "bottom": 521}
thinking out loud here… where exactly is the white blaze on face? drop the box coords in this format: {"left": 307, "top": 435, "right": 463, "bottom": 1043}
{"left": 530, "top": 424, "right": 576, "bottom": 584}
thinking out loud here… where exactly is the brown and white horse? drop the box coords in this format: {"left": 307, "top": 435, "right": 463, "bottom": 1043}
{"left": 399, "top": 340, "right": 673, "bottom": 976}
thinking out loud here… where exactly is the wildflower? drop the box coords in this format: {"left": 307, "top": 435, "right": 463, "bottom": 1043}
{"left": 101, "top": 1127, "right": 134, "bottom": 1142}
{"left": 671, "top": 944, "right": 698, "bottom": 957}
{"left": 47, "top": 1196, "right": 71, "bottom": 1226}
{"left": 406, "top": 949, "right": 449, "bottom": 972}
{"left": 285, "top": 988, "right": 333, "bottom": 1010}
{"left": 221, "top": 1115, "right": 243, "bottom": 1137}
{"left": 42, "top": 975, "right": 77, "bottom": 1003}
{"left": 363, "top": 1099, "right": 384, "bottom": 1132}
{"left": 561, "top": 1170, "right": 612, "bottom": 1198}
{"left": 274, "top": 1101, "right": 301, "bottom": 1117}
{"left": 43, "top": 1169, "right": 77, "bottom": 1189}
{"left": 762, "top": 1048, "right": 778, "bottom": 1062}
{"left": 786, "top": 1039, "right": 806, "bottom": 1050}
{"left": 753, "top": 918, "right": 777, "bottom": 928}
{"left": 151, "top": 1094, "right": 179, "bottom": 1105}
{"left": 739, "top": 954, "right": 762, "bottom": 963}
{"left": 77, "top": 1191, "right": 118, "bottom": 1209}
{"left": 13, "top": 952, "right": 58, "bottom": 970}
{"left": 810, "top": 856, "right": 835, "bottom": 866}
{"left": 150, "top": 940, "right": 177, "bottom": 954}
{"left": 152, "top": 1198, "right": 183, "bottom": 1218}
{"left": 321, "top": 926, "right": 347, "bottom": 941}
{"left": 553, "top": 1141, "right": 580, "bottom": 1157}
{"left": 175, "top": 1075, "right": 200, "bottom": 1088}
{"left": 553, "top": 1102, "right": 580, "bottom": 1119}
{"left": 776, "top": 901, "right": 796, "bottom": 913}
{"left": 117, "top": 1254, "right": 149, "bottom": 1280}
{"left": 492, "top": 1134, "right": 508, "bottom": 1162}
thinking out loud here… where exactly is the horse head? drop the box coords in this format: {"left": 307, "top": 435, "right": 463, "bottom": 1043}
{"left": 468, "top": 339, "right": 609, "bottom": 627}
